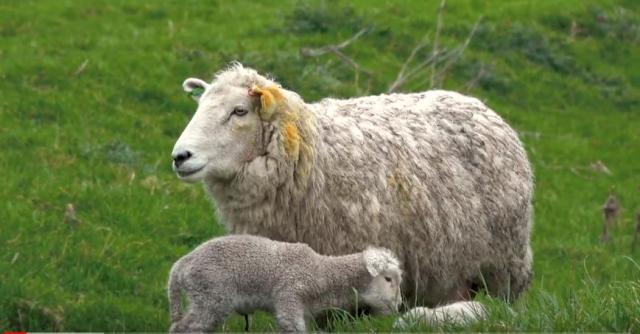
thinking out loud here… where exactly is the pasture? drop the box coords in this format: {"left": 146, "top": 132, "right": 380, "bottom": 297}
{"left": 1, "top": 0, "right": 639, "bottom": 331}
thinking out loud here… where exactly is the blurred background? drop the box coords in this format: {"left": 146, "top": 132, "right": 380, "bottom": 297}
{"left": 1, "top": 0, "right": 639, "bottom": 331}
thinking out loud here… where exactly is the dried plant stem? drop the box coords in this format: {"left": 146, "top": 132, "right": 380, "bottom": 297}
{"left": 463, "top": 62, "right": 488, "bottom": 92}
{"left": 388, "top": 11, "right": 480, "bottom": 92}
{"left": 430, "top": 0, "right": 446, "bottom": 88}
{"left": 600, "top": 190, "right": 619, "bottom": 243}
{"left": 387, "top": 38, "right": 429, "bottom": 93}
{"left": 632, "top": 211, "right": 640, "bottom": 251}
{"left": 434, "top": 17, "right": 482, "bottom": 87}
{"left": 300, "top": 29, "right": 371, "bottom": 93}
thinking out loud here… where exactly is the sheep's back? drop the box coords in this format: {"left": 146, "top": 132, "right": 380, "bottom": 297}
{"left": 305, "top": 90, "right": 532, "bottom": 302}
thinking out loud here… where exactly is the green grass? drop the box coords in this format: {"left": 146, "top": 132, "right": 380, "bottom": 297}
{"left": 1, "top": 0, "right": 639, "bottom": 331}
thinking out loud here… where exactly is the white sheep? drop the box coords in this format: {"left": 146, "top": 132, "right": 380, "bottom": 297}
{"left": 167, "top": 234, "right": 402, "bottom": 333}
{"left": 171, "top": 63, "right": 534, "bottom": 318}
{"left": 393, "top": 301, "right": 487, "bottom": 329}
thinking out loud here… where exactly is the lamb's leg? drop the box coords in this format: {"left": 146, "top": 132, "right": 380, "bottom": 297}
{"left": 311, "top": 310, "right": 332, "bottom": 330}
{"left": 274, "top": 298, "right": 306, "bottom": 333}
{"left": 394, "top": 281, "right": 487, "bottom": 329}
{"left": 169, "top": 298, "right": 230, "bottom": 333}
{"left": 393, "top": 306, "right": 435, "bottom": 329}
{"left": 394, "top": 301, "right": 487, "bottom": 329}
{"left": 243, "top": 313, "right": 250, "bottom": 331}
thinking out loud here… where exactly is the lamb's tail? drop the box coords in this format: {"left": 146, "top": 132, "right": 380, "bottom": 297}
{"left": 168, "top": 261, "right": 184, "bottom": 323}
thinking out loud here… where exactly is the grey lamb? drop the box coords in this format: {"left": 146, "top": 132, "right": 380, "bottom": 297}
{"left": 171, "top": 63, "right": 533, "bottom": 314}
{"left": 167, "top": 234, "right": 402, "bottom": 332}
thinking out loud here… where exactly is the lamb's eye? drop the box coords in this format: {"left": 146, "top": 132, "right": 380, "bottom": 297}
{"left": 232, "top": 107, "right": 249, "bottom": 117}
{"left": 384, "top": 276, "right": 392, "bottom": 282}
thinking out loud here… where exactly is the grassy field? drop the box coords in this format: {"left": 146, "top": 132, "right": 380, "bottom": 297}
{"left": 1, "top": 0, "right": 639, "bottom": 331}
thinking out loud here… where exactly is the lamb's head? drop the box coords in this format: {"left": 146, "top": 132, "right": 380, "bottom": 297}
{"left": 172, "top": 63, "right": 308, "bottom": 182}
{"left": 359, "top": 247, "right": 403, "bottom": 314}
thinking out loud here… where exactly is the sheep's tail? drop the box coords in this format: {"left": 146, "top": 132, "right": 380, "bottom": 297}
{"left": 168, "top": 261, "right": 184, "bottom": 323}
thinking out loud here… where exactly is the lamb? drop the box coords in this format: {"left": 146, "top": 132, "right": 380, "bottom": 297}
{"left": 167, "top": 234, "right": 402, "bottom": 333}
{"left": 393, "top": 301, "right": 487, "bottom": 329}
{"left": 171, "top": 63, "right": 534, "bottom": 312}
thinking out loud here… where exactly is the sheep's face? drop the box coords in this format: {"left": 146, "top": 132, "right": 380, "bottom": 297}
{"left": 361, "top": 268, "right": 403, "bottom": 314}
{"left": 172, "top": 77, "right": 264, "bottom": 182}
{"left": 360, "top": 248, "right": 403, "bottom": 314}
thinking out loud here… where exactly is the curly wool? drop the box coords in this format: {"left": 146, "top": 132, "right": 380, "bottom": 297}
{"left": 167, "top": 235, "right": 402, "bottom": 332}
{"left": 196, "top": 64, "right": 534, "bottom": 306}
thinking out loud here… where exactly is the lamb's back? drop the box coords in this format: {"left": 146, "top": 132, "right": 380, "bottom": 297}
{"left": 179, "top": 235, "right": 318, "bottom": 292}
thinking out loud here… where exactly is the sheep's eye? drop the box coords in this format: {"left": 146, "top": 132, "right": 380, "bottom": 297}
{"left": 384, "top": 276, "right": 392, "bottom": 282}
{"left": 232, "top": 107, "right": 249, "bottom": 117}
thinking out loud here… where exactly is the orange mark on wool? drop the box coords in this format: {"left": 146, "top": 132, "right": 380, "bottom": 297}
{"left": 282, "top": 121, "right": 300, "bottom": 156}
{"left": 250, "top": 85, "right": 302, "bottom": 157}
{"left": 249, "top": 85, "right": 284, "bottom": 120}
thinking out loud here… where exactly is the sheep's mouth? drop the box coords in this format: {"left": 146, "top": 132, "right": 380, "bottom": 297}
{"left": 175, "top": 165, "right": 205, "bottom": 179}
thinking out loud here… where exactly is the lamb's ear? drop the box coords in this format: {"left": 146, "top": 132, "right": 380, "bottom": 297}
{"left": 364, "top": 248, "right": 387, "bottom": 277}
{"left": 364, "top": 247, "right": 400, "bottom": 277}
{"left": 249, "top": 85, "right": 284, "bottom": 121}
{"left": 182, "top": 78, "right": 209, "bottom": 102}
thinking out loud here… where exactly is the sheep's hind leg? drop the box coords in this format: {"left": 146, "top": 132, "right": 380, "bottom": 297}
{"left": 500, "top": 248, "right": 534, "bottom": 302}
{"left": 482, "top": 247, "right": 533, "bottom": 302}
{"left": 169, "top": 300, "right": 230, "bottom": 333}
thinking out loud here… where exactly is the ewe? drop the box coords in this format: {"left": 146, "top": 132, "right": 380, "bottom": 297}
{"left": 171, "top": 63, "right": 533, "bottom": 310}
{"left": 167, "top": 234, "right": 402, "bottom": 333}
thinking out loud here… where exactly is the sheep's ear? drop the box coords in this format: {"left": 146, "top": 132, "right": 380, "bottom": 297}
{"left": 249, "top": 85, "right": 284, "bottom": 121}
{"left": 182, "top": 78, "right": 209, "bottom": 102}
{"left": 364, "top": 248, "right": 386, "bottom": 277}
{"left": 364, "top": 247, "right": 400, "bottom": 277}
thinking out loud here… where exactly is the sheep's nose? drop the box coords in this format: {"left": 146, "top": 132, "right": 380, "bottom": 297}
{"left": 172, "top": 150, "right": 193, "bottom": 168}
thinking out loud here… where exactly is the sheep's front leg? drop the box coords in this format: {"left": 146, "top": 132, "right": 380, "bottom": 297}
{"left": 274, "top": 298, "right": 306, "bottom": 333}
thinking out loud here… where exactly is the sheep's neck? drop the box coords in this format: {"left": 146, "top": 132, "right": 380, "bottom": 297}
{"left": 312, "top": 253, "right": 370, "bottom": 311}
{"left": 204, "top": 105, "right": 323, "bottom": 241}
{"left": 285, "top": 104, "right": 319, "bottom": 196}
